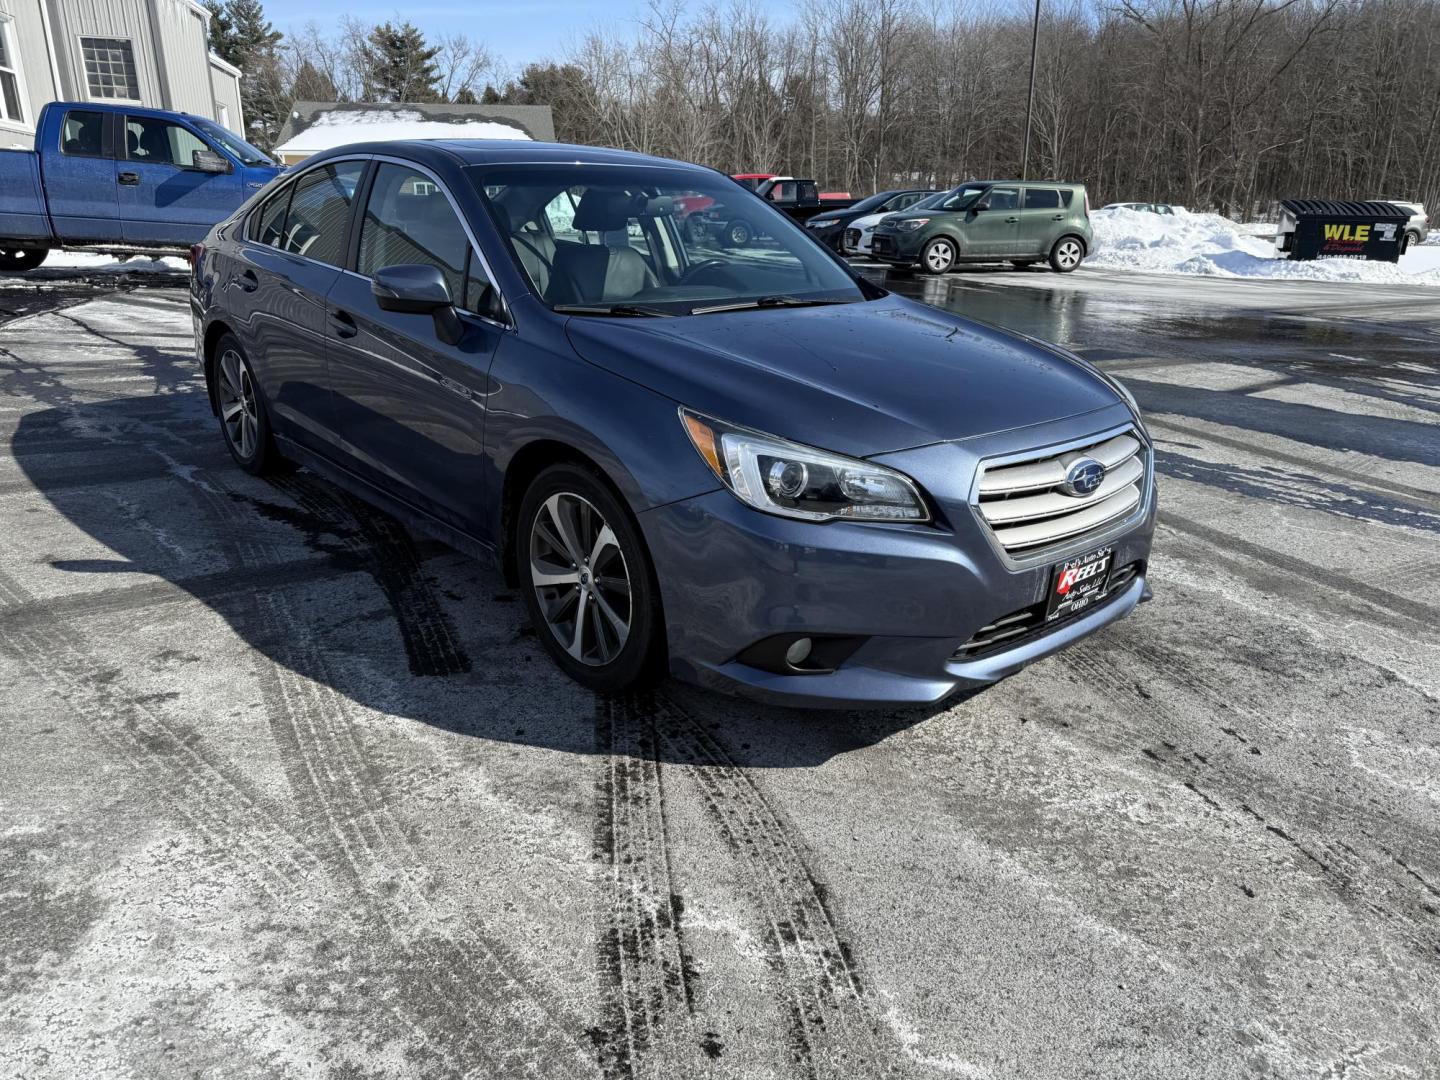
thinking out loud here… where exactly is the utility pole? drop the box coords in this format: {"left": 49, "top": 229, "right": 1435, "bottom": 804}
{"left": 1022, "top": 0, "right": 1040, "bottom": 180}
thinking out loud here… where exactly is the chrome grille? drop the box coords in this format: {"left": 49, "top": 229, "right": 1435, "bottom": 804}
{"left": 974, "top": 430, "right": 1147, "bottom": 555}
{"left": 844, "top": 228, "right": 860, "bottom": 246}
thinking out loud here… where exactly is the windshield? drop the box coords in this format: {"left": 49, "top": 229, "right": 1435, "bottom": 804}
{"left": 192, "top": 119, "right": 273, "bottom": 167}
{"left": 471, "top": 164, "right": 869, "bottom": 315}
{"left": 935, "top": 186, "right": 988, "bottom": 212}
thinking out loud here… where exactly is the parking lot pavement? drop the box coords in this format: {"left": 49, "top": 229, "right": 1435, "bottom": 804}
{"left": 2, "top": 272, "right": 1437, "bottom": 1079}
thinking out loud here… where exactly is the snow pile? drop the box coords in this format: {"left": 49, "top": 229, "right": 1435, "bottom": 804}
{"left": 44, "top": 251, "right": 186, "bottom": 273}
{"left": 1088, "top": 206, "right": 1440, "bottom": 286}
{"left": 274, "top": 109, "right": 531, "bottom": 157}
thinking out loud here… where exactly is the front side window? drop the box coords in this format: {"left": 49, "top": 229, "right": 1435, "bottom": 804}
{"left": 60, "top": 109, "right": 105, "bottom": 157}
{"left": 984, "top": 187, "right": 1021, "bottom": 211}
{"left": 0, "top": 19, "right": 26, "bottom": 123}
{"left": 125, "top": 117, "right": 209, "bottom": 168}
{"left": 359, "top": 163, "right": 471, "bottom": 303}
{"left": 81, "top": 38, "right": 140, "bottom": 101}
{"left": 281, "top": 161, "right": 365, "bottom": 265}
{"left": 475, "top": 163, "right": 867, "bottom": 314}
{"left": 938, "top": 186, "right": 987, "bottom": 212}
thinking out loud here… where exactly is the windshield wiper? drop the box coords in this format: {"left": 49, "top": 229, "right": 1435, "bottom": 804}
{"left": 552, "top": 303, "right": 677, "bottom": 318}
{"left": 688, "top": 295, "right": 858, "bottom": 315}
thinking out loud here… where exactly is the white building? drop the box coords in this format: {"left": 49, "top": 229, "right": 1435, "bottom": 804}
{"left": 0, "top": 0, "right": 243, "bottom": 149}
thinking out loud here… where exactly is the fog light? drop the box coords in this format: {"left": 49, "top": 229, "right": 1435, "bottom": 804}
{"left": 784, "top": 637, "right": 813, "bottom": 666}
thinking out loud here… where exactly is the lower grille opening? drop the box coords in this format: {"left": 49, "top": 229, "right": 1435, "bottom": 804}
{"left": 953, "top": 561, "right": 1144, "bottom": 661}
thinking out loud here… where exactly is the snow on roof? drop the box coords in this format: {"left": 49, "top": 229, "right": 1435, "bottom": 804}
{"left": 272, "top": 108, "right": 532, "bottom": 156}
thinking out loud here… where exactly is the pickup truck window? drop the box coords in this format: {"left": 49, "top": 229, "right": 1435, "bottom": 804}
{"left": 61, "top": 110, "right": 106, "bottom": 158}
{"left": 192, "top": 118, "right": 272, "bottom": 167}
{"left": 125, "top": 117, "right": 208, "bottom": 168}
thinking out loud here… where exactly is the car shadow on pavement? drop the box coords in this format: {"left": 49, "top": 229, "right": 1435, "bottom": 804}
{"left": 12, "top": 396, "right": 956, "bottom": 769}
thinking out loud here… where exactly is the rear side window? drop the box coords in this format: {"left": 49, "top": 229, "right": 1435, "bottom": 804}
{"left": 359, "top": 163, "right": 470, "bottom": 301}
{"left": 60, "top": 110, "right": 106, "bottom": 157}
{"left": 252, "top": 187, "right": 290, "bottom": 247}
{"left": 1024, "top": 188, "right": 1062, "bottom": 210}
{"left": 279, "top": 161, "right": 365, "bottom": 266}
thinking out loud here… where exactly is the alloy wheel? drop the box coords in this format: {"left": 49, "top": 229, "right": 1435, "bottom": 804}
{"left": 1055, "top": 239, "right": 1083, "bottom": 270}
{"left": 217, "top": 348, "right": 259, "bottom": 460}
{"left": 924, "top": 239, "right": 955, "bottom": 273}
{"left": 529, "top": 492, "right": 632, "bottom": 667}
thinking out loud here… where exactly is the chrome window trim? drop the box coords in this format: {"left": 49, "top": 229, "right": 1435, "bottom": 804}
{"left": 241, "top": 152, "right": 513, "bottom": 331}
{"left": 966, "top": 420, "right": 1154, "bottom": 572}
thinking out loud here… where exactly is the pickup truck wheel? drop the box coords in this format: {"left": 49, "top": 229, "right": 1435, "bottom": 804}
{"left": 213, "top": 335, "right": 292, "bottom": 476}
{"left": 0, "top": 248, "right": 48, "bottom": 273}
{"left": 1049, "top": 236, "right": 1085, "bottom": 273}
{"left": 726, "top": 220, "right": 753, "bottom": 247}
{"left": 920, "top": 237, "right": 957, "bottom": 274}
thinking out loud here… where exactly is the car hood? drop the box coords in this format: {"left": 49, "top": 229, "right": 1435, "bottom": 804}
{"left": 563, "top": 296, "right": 1122, "bottom": 457}
{"left": 849, "top": 212, "right": 887, "bottom": 229}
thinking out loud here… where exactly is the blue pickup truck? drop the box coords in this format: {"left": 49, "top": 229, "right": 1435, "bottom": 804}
{"left": 0, "top": 101, "right": 282, "bottom": 271}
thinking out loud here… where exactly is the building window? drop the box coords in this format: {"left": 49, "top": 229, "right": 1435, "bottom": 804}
{"left": 81, "top": 38, "right": 140, "bottom": 101}
{"left": 216, "top": 102, "right": 229, "bottom": 129}
{"left": 0, "top": 19, "right": 27, "bottom": 123}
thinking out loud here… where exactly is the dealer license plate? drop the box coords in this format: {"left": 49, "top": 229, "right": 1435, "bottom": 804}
{"left": 1045, "top": 546, "right": 1113, "bottom": 622}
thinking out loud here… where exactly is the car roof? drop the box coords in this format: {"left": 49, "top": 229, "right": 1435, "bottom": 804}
{"left": 308, "top": 139, "right": 715, "bottom": 174}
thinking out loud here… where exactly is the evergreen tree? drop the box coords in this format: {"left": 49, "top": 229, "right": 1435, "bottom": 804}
{"left": 361, "top": 22, "right": 442, "bottom": 103}
{"left": 204, "top": 0, "right": 285, "bottom": 146}
{"left": 290, "top": 59, "right": 340, "bottom": 103}
{"left": 452, "top": 86, "right": 478, "bottom": 105}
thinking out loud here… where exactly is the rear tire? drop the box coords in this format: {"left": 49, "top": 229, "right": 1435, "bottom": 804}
{"left": 212, "top": 333, "right": 293, "bottom": 476}
{"left": 1049, "top": 236, "right": 1085, "bottom": 273}
{"left": 919, "top": 237, "right": 957, "bottom": 275}
{"left": 1403, "top": 230, "right": 1419, "bottom": 254}
{"left": 0, "top": 247, "right": 49, "bottom": 273}
{"left": 517, "top": 463, "right": 664, "bottom": 693}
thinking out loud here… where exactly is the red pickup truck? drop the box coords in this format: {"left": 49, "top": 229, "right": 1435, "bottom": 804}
{"left": 698, "top": 175, "right": 856, "bottom": 247}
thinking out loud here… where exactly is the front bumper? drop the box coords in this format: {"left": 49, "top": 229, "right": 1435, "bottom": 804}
{"left": 869, "top": 230, "right": 925, "bottom": 263}
{"left": 638, "top": 407, "right": 1156, "bottom": 708}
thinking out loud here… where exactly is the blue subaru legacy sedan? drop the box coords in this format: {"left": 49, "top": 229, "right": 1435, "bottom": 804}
{"left": 190, "top": 141, "right": 1155, "bottom": 708}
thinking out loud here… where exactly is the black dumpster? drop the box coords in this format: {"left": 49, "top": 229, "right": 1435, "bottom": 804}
{"left": 1275, "top": 199, "right": 1412, "bottom": 262}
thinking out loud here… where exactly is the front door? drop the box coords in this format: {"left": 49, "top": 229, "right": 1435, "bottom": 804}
{"left": 325, "top": 162, "right": 503, "bottom": 534}
{"left": 963, "top": 185, "right": 1022, "bottom": 257}
{"left": 43, "top": 108, "right": 121, "bottom": 243}
{"left": 118, "top": 114, "right": 241, "bottom": 245}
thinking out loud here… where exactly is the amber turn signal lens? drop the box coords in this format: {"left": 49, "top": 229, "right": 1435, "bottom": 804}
{"left": 681, "top": 411, "right": 725, "bottom": 479}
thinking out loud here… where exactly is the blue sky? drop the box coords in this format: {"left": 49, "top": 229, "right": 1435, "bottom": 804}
{"left": 273, "top": 0, "right": 676, "bottom": 76}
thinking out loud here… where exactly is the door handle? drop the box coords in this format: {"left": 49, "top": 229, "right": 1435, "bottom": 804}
{"left": 1004, "top": 216, "right": 1019, "bottom": 223}
{"left": 1051, "top": 214, "right": 1064, "bottom": 220}
{"left": 329, "top": 309, "right": 358, "bottom": 339}
{"left": 238, "top": 269, "right": 258, "bottom": 292}
{"left": 118, "top": 171, "right": 139, "bottom": 186}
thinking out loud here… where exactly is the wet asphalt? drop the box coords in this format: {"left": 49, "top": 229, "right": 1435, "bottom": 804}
{"left": 1, "top": 265, "right": 1437, "bottom": 1079}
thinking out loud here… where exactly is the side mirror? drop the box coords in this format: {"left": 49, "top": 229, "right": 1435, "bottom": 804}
{"left": 372, "top": 264, "right": 464, "bottom": 345}
{"left": 192, "top": 149, "right": 230, "bottom": 173}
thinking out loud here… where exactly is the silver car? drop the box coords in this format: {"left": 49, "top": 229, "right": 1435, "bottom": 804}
{"left": 1378, "top": 199, "right": 1429, "bottom": 248}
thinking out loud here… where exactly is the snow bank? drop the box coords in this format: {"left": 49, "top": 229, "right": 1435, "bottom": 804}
{"left": 1088, "top": 206, "right": 1440, "bottom": 286}
{"left": 274, "top": 109, "right": 531, "bottom": 157}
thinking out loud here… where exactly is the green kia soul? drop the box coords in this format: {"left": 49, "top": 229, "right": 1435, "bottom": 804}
{"left": 870, "top": 181, "right": 1092, "bottom": 274}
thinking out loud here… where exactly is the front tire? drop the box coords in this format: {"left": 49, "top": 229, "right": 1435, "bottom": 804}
{"left": 1049, "top": 236, "right": 1085, "bottom": 273}
{"left": 212, "top": 334, "right": 291, "bottom": 476}
{"left": 919, "top": 237, "right": 957, "bottom": 275}
{"left": 518, "top": 463, "right": 664, "bottom": 692}
{"left": 0, "top": 247, "right": 48, "bottom": 272}
{"left": 726, "top": 220, "right": 753, "bottom": 247}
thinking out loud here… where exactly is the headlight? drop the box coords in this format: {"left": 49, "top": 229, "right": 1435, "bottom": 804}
{"left": 681, "top": 410, "right": 930, "bottom": 523}
{"left": 895, "top": 218, "right": 929, "bottom": 232}
{"left": 806, "top": 218, "right": 834, "bottom": 228}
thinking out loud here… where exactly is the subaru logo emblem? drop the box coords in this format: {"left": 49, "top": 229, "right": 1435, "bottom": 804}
{"left": 1061, "top": 457, "right": 1106, "bottom": 497}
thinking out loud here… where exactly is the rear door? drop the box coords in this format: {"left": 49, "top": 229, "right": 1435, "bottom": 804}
{"left": 1017, "top": 186, "right": 1066, "bottom": 257}
{"left": 233, "top": 159, "right": 367, "bottom": 454}
{"left": 42, "top": 108, "right": 122, "bottom": 243}
{"left": 963, "top": 185, "right": 1021, "bottom": 256}
{"left": 324, "top": 161, "right": 505, "bottom": 534}
{"left": 118, "top": 113, "right": 241, "bottom": 245}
